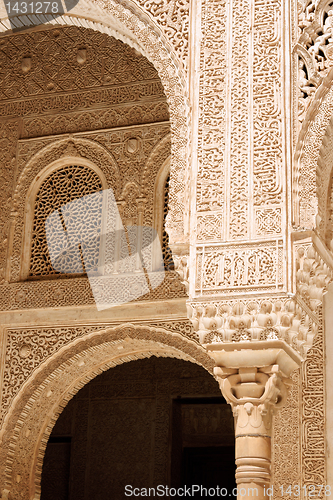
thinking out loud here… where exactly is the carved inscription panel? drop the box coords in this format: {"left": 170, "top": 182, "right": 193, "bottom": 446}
{"left": 196, "top": 241, "right": 284, "bottom": 295}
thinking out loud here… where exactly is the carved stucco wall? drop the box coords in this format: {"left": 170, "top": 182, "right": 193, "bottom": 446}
{"left": 0, "top": 0, "right": 191, "bottom": 247}
{"left": 0, "top": 0, "right": 331, "bottom": 497}
{"left": 0, "top": 23, "right": 196, "bottom": 498}
{"left": 291, "top": 2, "right": 333, "bottom": 489}
{"left": 293, "top": 1, "right": 333, "bottom": 230}
{"left": 0, "top": 317, "right": 324, "bottom": 499}
{"left": 0, "top": 26, "right": 188, "bottom": 309}
{"left": 190, "top": 0, "right": 286, "bottom": 308}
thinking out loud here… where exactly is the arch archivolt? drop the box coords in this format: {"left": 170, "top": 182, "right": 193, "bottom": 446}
{"left": 0, "top": 323, "right": 213, "bottom": 500}
{"left": 294, "top": 70, "right": 333, "bottom": 230}
{"left": 0, "top": 0, "right": 190, "bottom": 248}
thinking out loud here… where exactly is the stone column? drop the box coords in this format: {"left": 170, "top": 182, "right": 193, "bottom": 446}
{"left": 208, "top": 344, "right": 301, "bottom": 500}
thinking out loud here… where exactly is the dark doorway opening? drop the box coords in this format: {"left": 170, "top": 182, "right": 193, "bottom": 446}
{"left": 41, "top": 436, "right": 72, "bottom": 500}
{"left": 171, "top": 397, "right": 236, "bottom": 498}
{"left": 41, "top": 358, "right": 236, "bottom": 499}
{"left": 182, "top": 447, "right": 236, "bottom": 498}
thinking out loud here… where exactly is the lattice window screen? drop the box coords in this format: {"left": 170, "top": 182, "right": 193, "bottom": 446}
{"left": 29, "top": 165, "right": 103, "bottom": 278}
{"left": 29, "top": 166, "right": 173, "bottom": 278}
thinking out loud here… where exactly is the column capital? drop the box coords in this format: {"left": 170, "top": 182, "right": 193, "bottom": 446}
{"left": 135, "top": 198, "right": 147, "bottom": 213}
{"left": 214, "top": 365, "right": 291, "bottom": 433}
{"left": 210, "top": 344, "right": 300, "bottom": 497}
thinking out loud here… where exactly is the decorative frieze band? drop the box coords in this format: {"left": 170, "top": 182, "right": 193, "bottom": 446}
{"left": 195, "top": 240, "right": 284, "bottom": 295}
{"left": 0, "top": 273, "right": 186, "bottom": 311}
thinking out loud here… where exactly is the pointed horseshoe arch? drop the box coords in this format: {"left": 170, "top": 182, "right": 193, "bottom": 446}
{"left": 0, "top": 324, "right": 214, "bottom": 499}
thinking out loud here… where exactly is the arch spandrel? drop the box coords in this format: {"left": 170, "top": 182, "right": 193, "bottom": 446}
{"left": 0, "top": 323, "right": 213, "bottom": 500}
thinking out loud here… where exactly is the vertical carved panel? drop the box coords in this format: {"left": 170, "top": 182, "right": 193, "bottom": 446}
{"left": 227, "top": 0, "right": 283, "bottom": 240}
{"left": 0, "top": 119, "right": 19, "bottom": 284}
{"left": 228, "top": 0, "right": 250, "bottom": 240}
{"left": 253, "top": 0, "right": 282, "bottom": 212}
{"left": 302, "top": 312, "right": 326, "bottom": 492}
{"left": 196, "top": 0, "right": 226, "bottom": 242}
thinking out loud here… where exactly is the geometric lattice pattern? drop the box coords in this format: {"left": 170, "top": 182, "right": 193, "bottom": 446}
{"left": 29, "top": 167, "right": 174, "bottom": 277}
{"left": 29, "top": 165, "right": 102, "bottom": 277}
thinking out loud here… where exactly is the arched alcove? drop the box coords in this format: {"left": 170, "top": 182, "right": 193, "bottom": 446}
{"left": 20, "top": 157, "right": 108, "bottom": 281}
{"left": 40, "top": 357, "right": 236, "bottom": 499}
{"left": 0, "top": 24, "right": 188, "bottom": 303}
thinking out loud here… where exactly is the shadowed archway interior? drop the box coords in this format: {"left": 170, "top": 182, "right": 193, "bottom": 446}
{"left": 40, "top": 357, "right": 236, "bottom": 499}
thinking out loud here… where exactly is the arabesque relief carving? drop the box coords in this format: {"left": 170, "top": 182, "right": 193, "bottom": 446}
{"left": 187, "top": 297, "right": 316, "bottom": 358}
{"left": 187, "top": 239, "right": 332, "bottom": 359}
{"left": 296, "top": 0, "right": 333, "bottom": 124}
{"left": 0, "top": 0, "right": 331, "bottom": 498}
{"left": 0, "top": 13, "right": 191, "bottom": 247}
{"left": 0, "top": 119, "right": 18, "bottom": 285}
{"left": 0, "top": 321, "right": 198, "bottom": 428}
{"left": 8, "top": 121, "right": 173, "bottom": 280}
{"left": 128, "top": 0, "right": 190, "bottom": 66}
{"left": 196, "top": 0, "right": 226, "bottom": 241}
{"left": 228, "top": 0, "right": 250, "bottom": 240}
{"left": 294, "top": 1, "right": 333, "bottom": 228}
{"left": 301, "top": 317, "right": 326, "bottom": 489}
{"left": 0, "top": 325, "right": 212, "bottom": 500}
{"left": 272, "top": 370, "right": 300, "bottom": 499}
{"left": 195, "top": 240, "right": 284, "bottom": 295}
{"left": 252, "top": 0, "right": 283, "bottom": 211}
